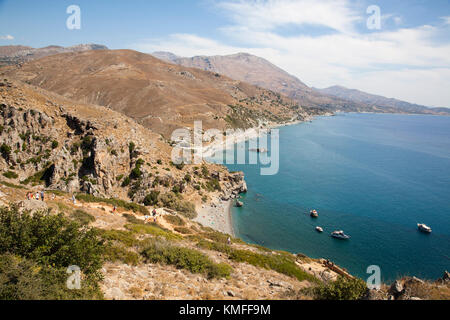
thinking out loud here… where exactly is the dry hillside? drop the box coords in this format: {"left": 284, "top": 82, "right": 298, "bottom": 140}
{"left": 1, "top": 49, "right": 319, "bottom": 138}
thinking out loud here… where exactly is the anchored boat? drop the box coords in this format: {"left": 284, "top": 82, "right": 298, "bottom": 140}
{"left": 331, "top": 230, "right": 350, "bottom": 240}
{"left": 417, "top": 223, "right": 432, "bottom": 233}
{"left": 310, "top": 210, "right": 319, "bottom": 218}
{"left": 316, "top": 226, "right": 323, "bottom": 233}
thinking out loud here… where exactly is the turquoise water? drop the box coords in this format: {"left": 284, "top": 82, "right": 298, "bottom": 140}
{"left": 223, "top": 113, "right": 450, "bottom": 281}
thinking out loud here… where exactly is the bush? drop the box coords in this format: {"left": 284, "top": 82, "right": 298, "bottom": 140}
{"left": 141, "top": 239, "right": 231, "bottom": 279}
{"left": 2, "top": 171, "right": 18, "bottom": 179}
{"left": 103, "top": 244, "right": 140, "bottom": 266}
{"left": 143, "top": 191, "right": 160, "bottom": 206}
{"left": 313, "top": 277, "right": 367, "bottom": 300}
{"left": 121, "top": 176, "right": 131, "bottom": 187}
{"left": 70, "top": 209, "right": 96, "bottom": 226}
{"left": 75, "top": 193, "right": 149, "bottom": 215}
{"left": 163, "top": 214, "right": 185, "bottom": 226}
{"left": 0, "top": 253, "right": 103, "bottom": 300}
{"left": 122, "top": 213, "right": 145, "bottom": 225}
{"left": 158, "top": 192, "right": 197, "bottom": 219}
{"left": 51, "top": 140, "right": 59, "bottom": 149}
{"left": 126, "top": 223, "right": 182, "bottom": 241}
{"left": 0, "top": 206, "right": 104, "bottom": 276}
{"left": 174, "top": 227, "right": 192, "bottom": 234}
{"left": 0, "top": 144, "right": 11, "bottom": 162}
{"left": 196, "top": 238, "right": 317, "bottom": 283}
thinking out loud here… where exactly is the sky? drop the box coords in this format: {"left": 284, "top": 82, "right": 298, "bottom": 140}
{"left": 0, "top": 0, "right": 449, "bottom": 108}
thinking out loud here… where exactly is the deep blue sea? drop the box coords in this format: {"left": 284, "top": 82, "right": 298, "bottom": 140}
{"left": 223, "top": 113, "right": 450, "bottom": 282}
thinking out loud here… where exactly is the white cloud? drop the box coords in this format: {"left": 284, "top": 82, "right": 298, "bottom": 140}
{"left": 441, "top": 16, "right": 450, "bottom": 25}
{"left": 0, "top": 35, "right": 14, "bottom": 40}
{"left": 216, "top": 0, "right": 361, "bottom": 34}
{"left": 132, "top": 0, "right": 450, "bottom": 108}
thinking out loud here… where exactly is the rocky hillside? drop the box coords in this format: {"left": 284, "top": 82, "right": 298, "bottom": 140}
{"left": 1, "top": 49, "right": 321, "bottom": 138}
{"left": 152, "top": 51, "right": 449, "bottom": 115}
{"left": 151, "top": 52, "right": 388, "bottom": 113}
{"left": 316, "top": 86, "right": 450, "bottom": 115}
{"left": 1, "top": 79, "right": 449, "bottom": 301}
{"left": 0, "top": 44, "right": 108, "bottom": 67}
{"left": 0, "top": 79, "right": 248, "bottom": 213}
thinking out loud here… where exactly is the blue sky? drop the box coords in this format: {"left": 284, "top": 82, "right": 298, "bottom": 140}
{"left": 1, "top": 0, "right": 449, "bottom": 107}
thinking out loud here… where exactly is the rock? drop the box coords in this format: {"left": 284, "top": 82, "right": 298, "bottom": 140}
{"left": 362, "top": 289, "right": 383, "bottom": 300}
{"left": 389, "top": 280, "right": 404, "bottom": 295}
{"left": 16, "top": 199, "right": 48, "bottom": 215}
{"left": 235, "top": 200, "right": 243, "bottom": 208}
{"left": 409, "top": 297, "right": 422, "bottom": 300}
{"left": 227, "top": 290, "right": 235, "bottom": 297}
{"left": 439, "top": 271, "right": 450, "bottom": 284}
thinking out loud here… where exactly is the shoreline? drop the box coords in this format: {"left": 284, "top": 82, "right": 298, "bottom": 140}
{"left": 196, "top": 116, "right": 324, "bottom": 237}
{"left": 194, "top": 198, "right": 235, "bottom": 236}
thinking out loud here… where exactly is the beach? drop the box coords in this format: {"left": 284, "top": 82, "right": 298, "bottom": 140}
{"left": 195, "top": 198, "right": 234, "bottom": 236}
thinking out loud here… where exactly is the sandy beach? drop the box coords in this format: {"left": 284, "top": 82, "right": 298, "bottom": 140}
{"left": 195, "top": 198, "right": 234, "bottom": 236}
{"left": 195, "top": 118, "right": 318, "bottom": 237}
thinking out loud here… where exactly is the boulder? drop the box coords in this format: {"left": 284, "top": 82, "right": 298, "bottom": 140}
{"left": 389, "top": 280, "right": 404, "bottom": 295}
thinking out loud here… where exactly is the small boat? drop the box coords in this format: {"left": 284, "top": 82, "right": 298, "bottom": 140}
{"left": 310, "top": 210, "right": 319, "bottom": 218}
{"left": 331, "top": 230, "right": 350, "bottom": 240}
{"left": 417, "top": 223, "right": 432, "bottom": 233}
{"left": 235, "top": 200, "right": 244, "bottom": 208}
{"left": 316, "top": 226, "right": 323, "bottom": 233}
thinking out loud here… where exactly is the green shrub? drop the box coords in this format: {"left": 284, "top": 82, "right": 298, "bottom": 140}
{"left": 313, "top": 277, "right": 367, "bottom": 300}
{"left": 0, "top": 144, "right": 11, "bottom": 162}
{"left": 126, "top": 223, "right": 182, "bottom": 241}
{"left": 103, "top": 244, "right": 140, "bottom": 266}
{"left": 75, "top": 193, "right": 149, "bottom": 215}
{"left": 0, "top": 206, "right": 104, "bottom": 276}
{"left": 163, "top": 214, "right": 185, "bottom": 226}
{"left": 0, "top": 253, "right": 103, "bottom": 300}
{"left": 174, "top": 227, "right": 192, "bottom": 234}
{"left": 141, "top": 239, "right": 231, "bottom": 279}
{"left": 98, "top": 229, "right": 138, "bottom": 247}
{"left": 70, "top": 210, "right": 96, "bottom": 226}
{"left": 122, "top": 213, "right": 146, "bottom": 225}
{"left": 51, "top": 140, "right": 59, "bottom": 149}
{"left": 158, "top": 192, "right": 197, "bottom": 219}
{"left": 196, "top": 238, "right": 317, "bottom": 283}
{"left": 121, "top": 176, "right": 131, "bottom": 187}
{"left": 2, "top": 171, "right": 18, "bottom": 179}
{"left": 143, "top": 191, "right": 160, "bottom": 206}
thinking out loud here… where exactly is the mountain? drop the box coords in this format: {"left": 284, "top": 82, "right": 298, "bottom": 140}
{"left": 152, "top": 51, "right": 448, "bottom": 115}
{"left": 0, "top": 44, "right": 108, "bottom": 66}
{"left": 151, "top": 52, "right": 381, "bottom": 113}
{"left": 1, "top": 49, "right": 319, "bottom": 137}
{"left": 316, "top": 86, "right": 450, "bottom": 115}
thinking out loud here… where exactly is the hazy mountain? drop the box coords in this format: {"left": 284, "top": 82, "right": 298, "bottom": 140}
{"left": 2, "top": 49, "right": 317, "bottom": 137}
{"left": 152, "top": 51, "right": 448, "bottom": 115}
{"left": 316, "top": 86, "right": 450, "bottom": 115}
{"left": 0, "top": 44, "right": 108, "bottom": 66}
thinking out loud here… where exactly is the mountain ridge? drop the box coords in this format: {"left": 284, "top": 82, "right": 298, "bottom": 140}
{"left": 152, "top": 51, "right": 448, "bottom": 115}
{"left": 316, "top": 85, "right": 450, "bottom": 115}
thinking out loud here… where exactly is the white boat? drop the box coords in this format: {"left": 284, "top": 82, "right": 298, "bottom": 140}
{"left": 417, "top": 223, "right": 432, "bottom": 233}
{"left": 316, "top": 226, "right": 323, "bottom": 233}
{"left": 331, "top": 230, "right": 350, "bottom": 240}
{"left": 310, "top": 210, "right": 319, "bottom": 218}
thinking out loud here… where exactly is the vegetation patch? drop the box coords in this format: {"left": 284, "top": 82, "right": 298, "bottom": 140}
{"left": 141, "top": 238, "right": 232, "bottom": 279}
{"left": 0, "top": 206, "right": 104, "bottom": 300}
{"left": 311, "top": 277, "right": 367, "bottom": 300}
{"left": 125, "top": 223, "right": 182, "bottom": 241}
{"left": 70, "top": 209, "right": 96, "bottom": 226}
{"left": 75, "top": 193, "right": 149, "bottom": 215}
{"left": 196, "top": 239, "right": 317, "bottom": 283}
{"left": 163, "top": 214, "right": 186, "bottom": 226}
{"left": 2, "top": 171, "right": 18, "bottom": 179}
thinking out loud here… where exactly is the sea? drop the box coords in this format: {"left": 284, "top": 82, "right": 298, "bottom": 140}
{"left": 221, "top": 113, "right": 450, "bottom": 282}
